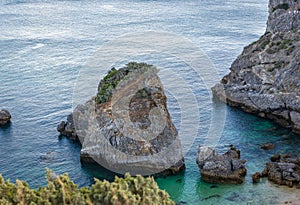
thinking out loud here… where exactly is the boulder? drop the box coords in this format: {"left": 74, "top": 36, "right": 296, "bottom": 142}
{"left": 261, "top": 154, "right": 300, "bottom": 188}
{"left": 271, "top": 154, "right": 281, "bottom": 162}
{"left": 196, "top": 146, "right": 247, "bottom": 184}
{"left": 252, "top": 172, "right": 261, "bottom": 183}
{"left": 0, "top": 109, "right": 11, "bottom": 126}
{"left": 57, "top": 113, "right": 77, "bottom": 140}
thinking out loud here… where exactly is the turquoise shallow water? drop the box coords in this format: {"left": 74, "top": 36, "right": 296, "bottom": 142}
{"left": 0, "top": 0, "right": 300, "bottom": 204}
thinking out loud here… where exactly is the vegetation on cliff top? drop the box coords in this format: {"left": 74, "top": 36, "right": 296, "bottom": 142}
{"left": 96, "top": 62, "right": 154, "bottom": 104}
{"left": 0, "top": 169, "right": 174, "bottom": 205}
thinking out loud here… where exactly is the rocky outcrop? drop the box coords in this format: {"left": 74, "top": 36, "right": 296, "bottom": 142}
{"left": 57, "top": 113, "right": 77, "bottom": 140}
{"left": 196, "top": 146, "right": 247, "bottom": 184}
{"left": 252, "top": 172, "right": 261, "bottom": 183}
{"left": 0, "top": 109, "right": 11, "bottom": 126}
{"left": 267, "top": 0, "right": 300, "bottom": 33}
{"left": 212, "top": 0, "right": 300, "bottom": 134}
{"left": 261, "top": 154, "right": 300, "bottom": 188}
{"left": 59, "top": 62, "right": 185, "bottom": 176}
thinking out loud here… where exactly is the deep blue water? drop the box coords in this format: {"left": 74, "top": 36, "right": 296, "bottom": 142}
{"left": 1, "top": 0, "right": 300, "bottom": 204}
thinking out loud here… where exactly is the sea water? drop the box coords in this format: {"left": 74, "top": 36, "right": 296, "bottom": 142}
{"left": 1, "top": 0, "right": 299, "bottom": 204}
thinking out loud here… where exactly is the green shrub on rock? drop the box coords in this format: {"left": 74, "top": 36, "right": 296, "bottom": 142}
{"left": 0, "top": 170, "right": 174, "bottom": 205}
{"left": 96, "top": 62, "right": 155, "bottom": 104}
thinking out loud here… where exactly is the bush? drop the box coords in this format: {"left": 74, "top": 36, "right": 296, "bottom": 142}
{"left": 0, "top": 169, "right": 174, "bottom": 205}
{"left": 96, "top": 62, "right": 154, "bottom": 104}
{"left": 260, "top": 39, "right": 270, "bottom": 49}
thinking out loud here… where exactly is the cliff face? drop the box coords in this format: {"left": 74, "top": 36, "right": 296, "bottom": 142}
{"left": 267, "top": 0, "right": 300, "bottom": 33}
{"left": 212, "top": 0, "right": 300, "bottom": 134}
{"left": 64, "top": 63, "right": 184, "bottom": 176}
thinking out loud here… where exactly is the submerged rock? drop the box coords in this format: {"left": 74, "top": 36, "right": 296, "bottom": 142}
{"left": 212, "top": 0, "right": 300, "bottom": 134}
{"left": 261, "top": 154, "right": 300, "bottom": 188}
{"left": 196, "top": 146, "right": 247, "bottom": 184}
{"left": 0, "top": 109, "right": 11, "bottom": 126}
{"left": 260, "top": 143, "right": 275, "bottom": 150}
{"left": 59, "top": 62, "right": 185, "bottom": 176}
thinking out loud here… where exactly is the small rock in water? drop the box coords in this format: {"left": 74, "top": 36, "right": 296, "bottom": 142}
{"left": 260, "top": 143, "right": 275, "bottom": 150}
{"left": 252, "top": 172, "right": 261, "bottom": 183}
{"left": 210, "top": 185, "right": 218, "bottom": 188}
{"left": 196, "top": 145, "right": 247, "bottom": 184}
{"left": 271, "top": 154, "right": 281, "bottom": 162}
{"left": 0, "top": 109, "right": 11, "bottom": 126}
{"left": 57, "top": 113, "right": 78, "bottom": 140}
{"left": 225, "top": 192, "right": 240, "bottom": 202}
{"left": 176, "top": 178, "right": 182, "bottom": 183}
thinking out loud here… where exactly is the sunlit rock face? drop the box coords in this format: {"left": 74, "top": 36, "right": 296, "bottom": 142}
{"left": 212, "top": 0, "right": 300, "bottom": 134}
{"left": 69, "top": 62, "right": 185, "bottom": 176}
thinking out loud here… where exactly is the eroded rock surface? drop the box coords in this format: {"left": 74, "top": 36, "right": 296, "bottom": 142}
{"left": 196, "top": 146, "right": 247, "bottom": 184}
{"left": 57, "top": 113, "right": 77, "bottom": 140}
{"left": 58, "top": 62, "right": 185, "bottom": 176}
{"left": 267, "top": 0, "right": 300, "bottom": 33}
{"left": 261, "top": 154, "right": 300, "bottom": 188}
{"left": 212, "top": 0, "right": 300, "bottom": 134}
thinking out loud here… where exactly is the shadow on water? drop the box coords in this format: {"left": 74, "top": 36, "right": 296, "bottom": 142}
{"left": 0, "top": 122, "right": 12, "bottom": 136}
{"left": 80, "top": 162, "right": 120, "bottom": 184}
{"left": 152, "top": 168, "right": 186, "bottom": 203}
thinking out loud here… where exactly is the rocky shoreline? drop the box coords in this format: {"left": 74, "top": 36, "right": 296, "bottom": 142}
{"left": 212, "top": 0, "right": 300, "bottom": 134}
{"left": 211, "top": 0, "right": 300, "bottom": 188}
{"left": 252, "top": 154, "right": 300, "bottom": 188}
{"left": 57, "top": 0, "right": 300, "bottom": 189}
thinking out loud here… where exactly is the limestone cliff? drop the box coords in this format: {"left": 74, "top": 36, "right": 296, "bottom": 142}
{"left": 212, "top": 0, "right": 300, "bottom": 134}
{"left": 59, "top": 62, "right": 185, "bottom": 176}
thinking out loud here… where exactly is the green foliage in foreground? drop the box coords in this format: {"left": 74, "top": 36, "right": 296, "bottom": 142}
{"left": 0, "top": 169, "right": 174, "bottom": 205}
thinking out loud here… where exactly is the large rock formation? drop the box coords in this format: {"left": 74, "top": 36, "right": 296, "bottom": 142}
{"left": 261, "top": 154, "right": 300, "bottom": 188}
{"left": 196, "top": 146, "right": 247, "bottom": 184}
{"left": 0, "top": 109, "right": 11, "bottom": 126}
{"left": 58, "top": 62, "right": 185, "bottom": 176}
{"left": 212, "top": 0, "right": 300, "bottom": 134}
